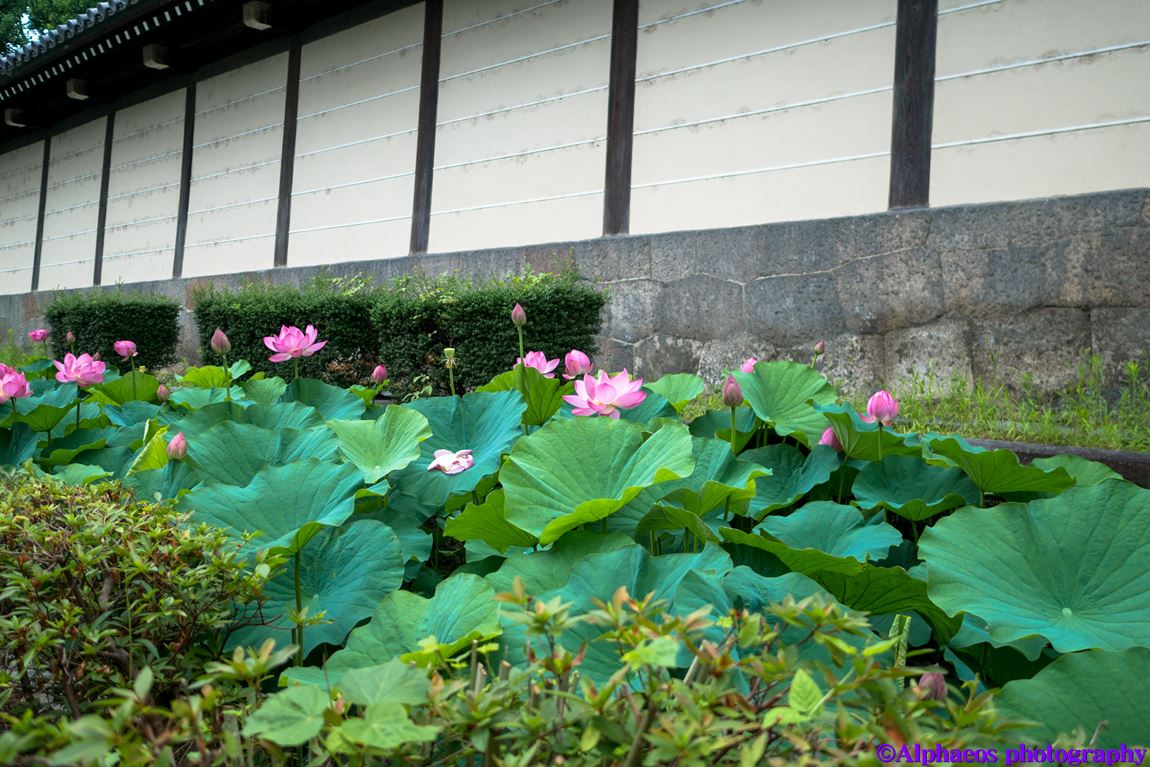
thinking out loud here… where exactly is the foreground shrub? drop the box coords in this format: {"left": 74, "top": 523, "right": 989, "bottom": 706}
{"left": 45, "top": 292, "right": 180, "bottom": 371}
{"left": 0, "top": 472, "right": 265, "bottom": 718}
{"left": 0, "top": 591, "right": 1016, "bottom": 766}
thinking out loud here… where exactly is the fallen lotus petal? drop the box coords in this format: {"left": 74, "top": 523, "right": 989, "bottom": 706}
{"left": 427, "top": 448, "right": 474, "bottom": 475}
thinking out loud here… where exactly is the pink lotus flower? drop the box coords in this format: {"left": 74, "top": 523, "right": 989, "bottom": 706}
{"left": 563, "top": 370, "right": 647, "bottom": 418}
{"left": 511, "top": 303, "right": 527, "bottom": 327}
{"left": 722, "top": 375, "right": 743, "bottom": 408}
{"left": 427, "top": 449, "right": 473, "bottom": 475}
{"left": 114, "top": 340, "right": 138, "bottom": 361}
{"left": 517, "top": 351, "right": 560, "bottom": 379}
{"left": 210, "top": 328, "right": 231, "bottom": 355}
{"left": 0, "top": 363, "right": 14, "bottom": 377}
{"left": 27, "top": 328, "right": 49, "bottom": 343}
{"left": 54, "top": 353, "right": 106, "bottom": 387}
{"left": 866, "top": 390, "right": 899, "bottom": 427}
{"left": 563, "top": 350, "right": 593, "bottom": 380}
{"left": 371, "top": 364, "right": 388, "bottom": 385}
{"left": 740, "top": 357, "right": 758, "bottom": 373}
{"left": 264, "top": 325, "right": 327, "bottom": 363}
{"left": 818, "top": 427, "right": 842, "bottom": 451}
{"left": 0, "top": 370, "right": 32, "bottom": 404}
{"left": 168, "top": 432, "right": 187, "bottom": 460}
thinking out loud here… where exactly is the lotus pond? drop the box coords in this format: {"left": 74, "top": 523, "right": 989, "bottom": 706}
{"left": 1, "top": 320, "right": 1147, "bottom": 762}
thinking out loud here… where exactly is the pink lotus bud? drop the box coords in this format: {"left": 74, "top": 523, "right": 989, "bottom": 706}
{"left": 818, "top": 427, "right": 842, "bottom": 451}
{"left": 563, "top": 349, "right": 592, "bottom": 380}
{"left": 27, "top": 328, "right": 49, "bottom": 343}
{"left": 739, "top": 357, "right": 758, "bottom": 374}
{"left": 114, "top": 340, "right": 138, "bottom": 360}
{"left": 511, "top": 303, "right": 527, "bottom": 327}
{"left": 371, "top": 364, "right": 388, "bottom": 385}
{"left": 156, "top": 384, "right": 170, "bottom": 402}
{"left": 210, "top": 327, "right": 231, "bottom": 356}
{"left": 167, "top": 432, "right": 187, "bottom": 460}
{"left": 915, "top": 671, "right": 948, "bottom": 702}
{"left": 65, "top": 330, "right": 75, "bottom": 345}
{"left": 814, "top": 340, "right": 825, "bottom": 356}
{"left": 866, "top": 390, "right": 899, "bottom": 427}
{"left": 722, "top": 375, "right": 743, "bottom": 408}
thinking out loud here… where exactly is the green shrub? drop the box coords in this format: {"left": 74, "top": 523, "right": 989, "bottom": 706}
{"left": 0, "top": 471, "right": 265, "bottom": 719}
{"left": 44, "top": 292, "right": 180, "bottom": 370}
{"left": 373, "top": 269, "right": 607, "bottom": 395}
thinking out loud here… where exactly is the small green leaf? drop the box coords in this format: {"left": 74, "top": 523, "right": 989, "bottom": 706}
{"left": 645, "top": 373, "right": 705, "bottom": 413}
{"left": 243, "top": 685, "right": 330, "bottom": 746}
{"left": 788, "top": 669, "right": 822, "bottom": 715}
{"left": 622, "top": 635, "right": 681, "bottom": 669}
{"left": 336, "top": 660, "right": 430, "bottom": 707}
{"left": 338, "top": 703, "right": 440, "bottom": 750}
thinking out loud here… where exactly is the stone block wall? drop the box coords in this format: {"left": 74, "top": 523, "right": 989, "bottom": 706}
{"left": 1, "top": 188, "right": 1146, "bottom": 396}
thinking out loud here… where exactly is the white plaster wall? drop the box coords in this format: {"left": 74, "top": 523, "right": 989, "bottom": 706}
{"left": 184, "top": 54, "right": 287, "bottom": 277}
{"left": 631, "top": 0, "right": 897, "bottom": 234}
{"left": 39, "top": 118, "right": 106, "bottom": 290}
{"left": 0, "top": 142, "right": 43, "bottom": 295}
{"left": 102, "top": 90, "right": 185, "bottom": 284}
{"left": 429, "top": 0, "right": 612, "bottom": 252}
{"left": 932, "top": 0, "right": 1150, "bottom": 205}
{"left": 290, "top": 3, "right": 424, "bottom": 266}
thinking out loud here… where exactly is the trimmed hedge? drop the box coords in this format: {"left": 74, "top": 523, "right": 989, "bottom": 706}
{"left": 44, "top": 292, "right": 180, "bottom": 370}
{"left": 374, "top": 270, "right": 607, "bottom": 395}
{"left": 191, "top": 271, "right": 607, "bottom": 393}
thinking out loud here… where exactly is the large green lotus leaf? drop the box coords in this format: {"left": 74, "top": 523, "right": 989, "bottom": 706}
{"left": 486, "top": 530, "right": 634, "bottom": 595}
{"left": 687, "top": 406, "right": 758, "bottom": 453}
{"left": 918, "top": 434, "right": 1074, "bottom": 498}
{"left": 444, "top": 489, "right": 538, "bottom": 553}
{"left": 817, "top": 404, "right": 920, "bottom": 462}
{"left": 46, "top": 402, "right": 105, "bottom": 438}
{"left": 1032, "top": 454, "right": 1122, "bottom": 487}
{"left": 123, "top": 455, "right": 200, "bottom": 499}
{"left": 39, "top": 427, "right": 112, "bottom": 467}
{"left": 186, "top": 422, "right": 338, "bottom": 486}
{"left": 721, "top": 568, "right": 827, "bottom": 611}
{"left": 733, "top": 361, "right": 837, "bottom": 446}
{"left": 104, "top": 401, "right": 161, "bottom": 428}
{"left": 744, "top": 444, "right": 840, "bottom": 517}
{"left": 920, "top": 482, "right": 1150, "bottom": 653}
{"left": 323, "top": 573, "right": 502, "bottom": 677}
{"left": 283, "top": 378, "right": 365, "bottom": 421}
{"left": 241, "top": 685, "right": 329, "bottom": 746}
{"left": 852, "top": 455, "right": 980, "bottom": 521}
{"left": 13, "top": 381, "right": 78, "bottom": 432}
{"left": 720, "top": 527, "right": 959, "bottom": 643}
{"left": 52, "top": 463, "right": 114, "bottom": 486}
{"left": 180, "top": 459, "right": 361, "bottom": 557}
{"left": 500, "top": 417, "right": 695, "bottom": 545}
{"left": 755, "top": 501, "right": 901, "bottom": 563}
{"left": 241, "top": 376, "right": 289, "bottom": 405}
{"left": 177, "top": 365, "right": 230, "bottom": 389}
{"left": 477, "top": 367, "right": 566, "bottom": 427}
{"left": 89, "top": 371, "right": 159, "bottom": 405}
{"left": 661, "top": 437, "right": 770, "bottom": 517}
{"left": 229, "top": 520, "right": 405, "bottom": 655}
{"left": 644, "top": 373, "right": 705, "bottom": 413}
{"left": 327, "top": 407, "right": 431, "bottom": 483}
{"left": 169, "top": 387, "right": 244, "bottom": 409}
{"left": 997, "top": 649, "right": 1150, "bottom": 747}
{"left": 949, "top": 614, "right": 1047, "bottom": 662}
{"left": 167, "top": 401, "right": 321, "bottom": 439}
{"left": 124, "top": 421, "right": 171, "bottom": 476}
{"left": 387, "top": 391, "right": 526, "bottom": 520}
{"left": 0, "top": 423, "right": 41, "bottom": 465}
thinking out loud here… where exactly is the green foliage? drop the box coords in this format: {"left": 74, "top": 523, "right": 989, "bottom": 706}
{"left": 44, "top": 291, "right": 180, "bottom": 370}
{"left": 0, "top": 471, "right": 265, "bottom": 718}
{"left": 372, "top": 269, "right": 607, "bottom": 396}
{"left": 1, "top": 0, "right": 91, "bottom": 53}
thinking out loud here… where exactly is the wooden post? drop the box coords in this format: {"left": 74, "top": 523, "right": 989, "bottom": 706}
{"left": 30, "top": 137, "right": 51, "bottom": 292}
{"left": 409, "top": 0, "right": 443, "bottom": 255}
{"left": 172, "top": 83, "right": 197, "bottom": 278}
{"left": 92, "top": 112, "right": 116, "bottom": 285}
{"left": 602, "top": 0, "right": 638, "bottom": 235}
{"left": 274, "top": 39, "right": 303, "bottom": 267}
{"left": 888, "top": 0, "right": 938, "bottom": 209}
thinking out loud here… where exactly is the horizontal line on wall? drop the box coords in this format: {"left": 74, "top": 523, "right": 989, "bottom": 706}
{"left": 294, "top": 126, "right": 418, "bottom": 160}
{"left": 192, "top": 157, "right": 279, "bottom": 183}
{"left": 636, "top": 0, "right": 1002, "bottom": 85}
{"left": 430, "top": 187, "right": 602, "bottom": 217}
{"left": 292, "top": 169, "right": 414, "bottom": 197}
{"left": 300, "top": 41, "right": 422, "bottom": 84}
{"left": 638, "top": 0, "right": 751, "bottom": 31}
{"left": 0, "top": 264, "right": 33, "bottom": 274}
{"left": 184, "top": 231, "right": 276, "bottom": 248}
{"left": 936, "top": 39, "right": 1150, "bottom": 82}
{"left": 444, "top": 0, "right": 565, "bottom": 38}
{"left": 440, "top": 32, "right": 611, "bottom": 83}
{"left": 290, "top": 212, "right": 410, "bottom": 235}
{"left": 433, "top": 136, "right": 605, "bottom": 173}
{"left": 34, "top": 255, "right": 93, "bottom": 268}
{"left": 934, "top": 115, "right": 1150, "bottom": 150}
{"left": 104, "top": 212, "right": 178, "bottom": 231}
{"left": 195, "top": 84, "right": 286, "bottom": 117}
{"left": 106, "top": 180, "right": 182, "bottom": 203}
{"left": 112, "top": 115, "right": 185, "bottom": 144}
{"left": 49, "top": 138, "right": 106, "bottom": 165}
{"left": 44, "top": 170, "right": 102, "bottom": 191}
{"left": 438, "top": 83, "right": 607, "bottom": 128}
{"left": 109, "top": 147, "right": 183, "bottom": 171}
{"left": 0, "top": 238, "right": 36, "bottom": 251}
{"left": 193, "top": 122, "right": 282, "bottom": 150}
{"left": 104, "top": 245, "right": 174, "bottom": 261}
{"left": 296, "top": 82, "right": 420, "bottom": 121}
{"left": 0, "top": 211, "right": 37, "bottom": 225}
{"left": 0, "top": 159, "right": 44, "bottom": 180}
{"left": 187, "top": 195, "right": 278, "bottom": 216}
{"left": 43, "top": 225, "right": 98, "bottom": 242}
{"left": 0, "top": 186, "right": 40, "bottom": 206}
{"left": 632, "top": 150, "right": 890, "bottom": 190}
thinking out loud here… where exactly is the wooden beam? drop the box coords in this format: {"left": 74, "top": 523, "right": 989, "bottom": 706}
{"left": 30, "top": 137, "right": 51, "bottom": 292}
{"left": 92, "top": 112, "right": 116, "bottom": 286}
{"left": 273, "top": 40, "right": 302, "bottom": 267}
{"left": 602, "top": 0, "right": 639, "bottom": 236}
{"left": 172, "top": 84, "right": 196, "bottom": 278}
{"left": 409, "top": 0, "right": 443, "bottom": 255}
{"left": 888, "top": 0, "right": 938, "bottom": 209}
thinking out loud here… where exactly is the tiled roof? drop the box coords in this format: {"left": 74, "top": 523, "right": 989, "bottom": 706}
{"left": 0, "top": 1, "right": 144, "bottom": 77}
